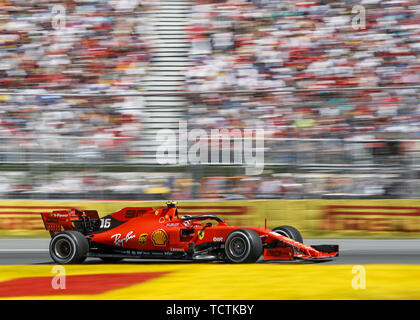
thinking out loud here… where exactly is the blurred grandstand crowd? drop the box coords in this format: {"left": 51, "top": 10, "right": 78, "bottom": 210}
{"left": 0, "top": 0, "right": 153, "bottom": 163}
{"left": 0, "top": 0, "right": 419, "bottom": 200}
{"left": 186, "top": 0, "right": 419, "bottom": 137}
{"left": 0, "top": 0, "right": 153, "bottom": 92}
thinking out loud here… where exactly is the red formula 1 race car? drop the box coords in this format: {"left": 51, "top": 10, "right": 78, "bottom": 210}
{"left": 40, "top": 201, "right": 339, "bottom": 264}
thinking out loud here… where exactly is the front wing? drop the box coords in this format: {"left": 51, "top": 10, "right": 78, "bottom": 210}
{"left": 262, "top": 232, "right": 339, "bottom": 261}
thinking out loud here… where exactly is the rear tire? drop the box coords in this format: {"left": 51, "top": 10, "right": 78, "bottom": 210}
{"left": 224, "top": 229, "right": 262, "bottom": 263}
{"left": 272, "top": 225, "right": 303, "bottom": 243}
{"left": 49, "top": 231, "right": 89, "bottom": 264}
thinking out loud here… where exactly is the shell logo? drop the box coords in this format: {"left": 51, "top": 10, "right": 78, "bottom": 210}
{"left": 151, "top": 229, "right": 168, "bottom": 246}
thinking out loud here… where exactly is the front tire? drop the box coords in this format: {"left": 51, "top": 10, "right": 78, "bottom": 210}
{"left": 49, "top": 231, "right": 89, "bottom": 264}
{"left": 224, "top": 229, "right": 262, "bottom": 263}
{"left": 272, "top": 225, "right": 303, "bottom": 243}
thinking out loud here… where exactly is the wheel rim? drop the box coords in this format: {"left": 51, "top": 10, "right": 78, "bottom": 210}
{"left": 54, "top": 238, "right": 73, "bottom": 259}
{"left": 228, "top": 237, "right": 247, "bottom": 258}
{"left": 274, "top": 229, "right": 290, "bottom": 238}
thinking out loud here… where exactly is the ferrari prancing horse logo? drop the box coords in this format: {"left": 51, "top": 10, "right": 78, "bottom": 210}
{"left": 198, "top": 230, "right": 205, "bottom": 240}
{"left": 138, "top": 233, "right": 147, "bottom": 245}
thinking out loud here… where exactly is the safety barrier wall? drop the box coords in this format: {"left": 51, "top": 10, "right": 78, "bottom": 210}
{"left": 1, "top": 199, "right": 420, "bottom": 238}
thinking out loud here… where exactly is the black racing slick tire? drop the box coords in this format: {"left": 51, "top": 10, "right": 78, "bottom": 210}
{"left": 49, "top": 231, "right": 89, "bottom": 264}
{"left": 224, "top": 229, "right": 262, "bottom": 263}
{"left": 272, "top": 225, "right": 303, "bottom": 243}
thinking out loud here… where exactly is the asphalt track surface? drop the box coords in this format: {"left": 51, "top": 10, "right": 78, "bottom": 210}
{"left": 0, "top": 239, "right": 419, "bottom": 265}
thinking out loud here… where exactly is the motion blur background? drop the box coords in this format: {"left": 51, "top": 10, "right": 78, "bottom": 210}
{"left": 0, "top": 0, "right": 418, "bottom": 204}
{"left": 1, "top": 0, "right": 420, "bottom": 301}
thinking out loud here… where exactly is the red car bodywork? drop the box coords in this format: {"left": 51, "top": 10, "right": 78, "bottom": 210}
{"left": 41, "top": 202, "right": 338, "bottom": 262}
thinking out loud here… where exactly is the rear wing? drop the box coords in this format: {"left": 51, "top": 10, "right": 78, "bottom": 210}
{"left": 40, "top": 209, "right": 100, "bottom": 236}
